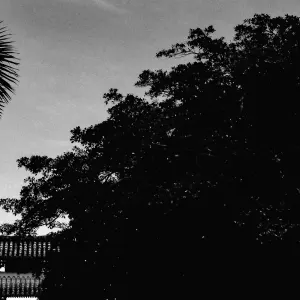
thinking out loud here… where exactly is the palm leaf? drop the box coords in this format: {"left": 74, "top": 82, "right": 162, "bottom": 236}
{"left": 0, "top": 21, "right": 19, "bottom": 117}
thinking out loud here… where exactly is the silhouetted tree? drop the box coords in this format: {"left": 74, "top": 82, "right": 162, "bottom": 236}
{"left": 1, "top": 13, "right": 300, "bottom": 299}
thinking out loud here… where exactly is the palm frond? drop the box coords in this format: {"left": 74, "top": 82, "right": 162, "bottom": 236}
{"left": 0, "top": 21, "right": 19, "bottom": 118}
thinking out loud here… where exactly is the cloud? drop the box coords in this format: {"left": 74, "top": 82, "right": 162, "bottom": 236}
{"left": 60, "top": 0, "right": 129, "bottom": 14}
{"left": 28, "top": 138, "right": 73, "bottom": 150}
{"left": 92, "top": 0, "right": 128, "bottom": 13}
{"left": 43, "top": 139, "right": 73, "bottom": 149}
{"left": 35, "top": 104, "right": 62, "bottom": 116}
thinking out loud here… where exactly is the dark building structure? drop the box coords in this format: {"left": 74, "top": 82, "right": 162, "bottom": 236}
{"left": 0, "top": 236, "right": 59, "bottom": 299}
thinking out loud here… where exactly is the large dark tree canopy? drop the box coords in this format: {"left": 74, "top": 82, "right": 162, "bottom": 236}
{"left": 1, "top": 13, "right": 300, "bottom": 298}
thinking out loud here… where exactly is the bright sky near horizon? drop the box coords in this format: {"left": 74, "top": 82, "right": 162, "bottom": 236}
{"left": 0, "top": 0, "right": 299, "bottom": 233}
{"left": 8, "top": 299, "right": 36, "bottom": 300}
{"left": 8, "top": 299, "right": 37, "bottom": 300}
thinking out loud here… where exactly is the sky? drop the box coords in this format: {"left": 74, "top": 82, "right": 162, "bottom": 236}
{"left": 9, "top": 298, "right": 36, "bottom": 300}
{"left": 0, "top": 0, "right": 299, "bottom": 234}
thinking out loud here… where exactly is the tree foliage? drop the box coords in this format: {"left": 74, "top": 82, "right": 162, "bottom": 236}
{"left": 0, "top": 21, "right": 19, "bottom": 116}
{"left": 1, "top": 13, "right": 300, "bottom": 298}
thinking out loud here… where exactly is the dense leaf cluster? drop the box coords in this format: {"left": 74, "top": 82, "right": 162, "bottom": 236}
{"left": 0, "top": 21, "right": 19, "bottom": 117}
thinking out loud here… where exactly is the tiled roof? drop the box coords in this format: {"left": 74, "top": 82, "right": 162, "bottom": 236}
{"left": 0, "top": 236, "right": 58, "bottom": 298}
{"left": 0, "top": 236, "right": 59, "bottom": 258}
{"left": 0, "top": 273, "right": 42, "bottom": 298}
